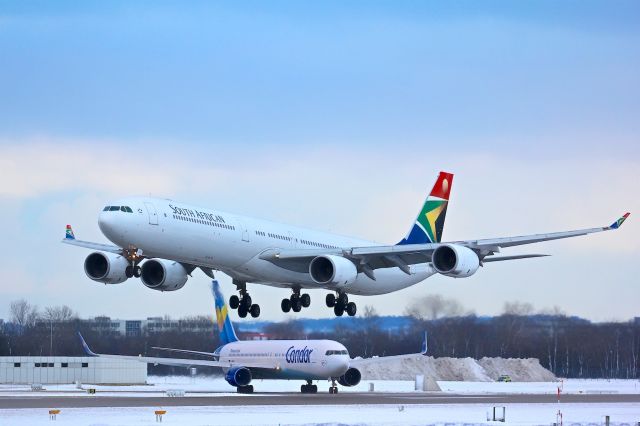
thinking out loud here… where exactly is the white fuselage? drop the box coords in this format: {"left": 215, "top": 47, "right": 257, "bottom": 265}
{"left": 217, "top": 339, "right": 351, "bottom": 380}
{"left": 98, "top": 196, "right": 436, "bottom": 295}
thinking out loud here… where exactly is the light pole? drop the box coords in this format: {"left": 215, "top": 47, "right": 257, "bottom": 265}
{"left": 50, "top": 319, "right": 53, "bottom": 356}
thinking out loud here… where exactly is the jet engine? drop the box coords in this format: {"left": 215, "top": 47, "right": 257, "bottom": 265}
{"left": 432, "top": 244, "right": 480, "bottom": 278}
{"left": 337, "top": 367, "right": 361, "bottom": 387}
{"left": 225, "top": 366, "right": 252, "bottom": 387}
{"left": 84, "top": 252, "right": 129, "bottom": 284}
{"left": 140, "top": 259, "right": 188, "bottom": 291}
{"left": 309, "top": 255, "right": 357, "bottom": 288}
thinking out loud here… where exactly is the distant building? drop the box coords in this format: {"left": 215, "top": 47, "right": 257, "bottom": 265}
{"left": 77, "top": 316, "right": 213, "bottom": 337}
{"left": 0, "top": 356, "right": 146, "bottom": 384}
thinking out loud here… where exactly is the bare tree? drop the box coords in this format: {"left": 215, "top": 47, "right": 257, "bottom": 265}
{"left": 9, "top": 299, "right": 39, "bottom": 329}
{"left": 405, "top": 294, "right": 464, "bottom": 320}
{"left": 42, "top": 305, "right": 76, "bottom": 322}
{"left": 503, "top": 301, "right": 534, "bottom": 316}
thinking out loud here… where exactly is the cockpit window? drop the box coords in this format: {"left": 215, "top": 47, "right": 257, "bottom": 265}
{"left": 103, "top": 206, "right": 110, "bottom": 211}
{"left": 325, "top": 350, "right": 348, "bottom": 356}
{"left": 109, "top": 206, "right": 120, "bottom": 211}
{"left": 120, "top": 206, "right": 127, "bottom": 212}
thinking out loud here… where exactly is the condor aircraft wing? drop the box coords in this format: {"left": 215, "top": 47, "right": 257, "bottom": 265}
{"left": 260, "top": 213, "right": 630, "bottom": 275}
{"left": 77, "top": 333, "right": 279, "bottom": 370}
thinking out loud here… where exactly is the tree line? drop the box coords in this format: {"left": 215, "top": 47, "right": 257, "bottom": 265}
{"left": 1, "top": 297, "right": 638, "bottom": 379}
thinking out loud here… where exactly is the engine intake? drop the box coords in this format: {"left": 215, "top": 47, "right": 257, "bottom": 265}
{"left": 225, "top": 366, "right": 252, "bottom": 387}
{"left": 140, "top": 259, "right": 188, "bottom": 291}
{"left": 84, "top": 252, "right": 129, "bottom": 284}
{"left": 309, "top": 255, "right": 357, "bottom": 288}
{"left": 432, "top": 244, "right": 480, "bottom": 278}
{"left": 337, "top": 367, "right": 361, "bottom": 387}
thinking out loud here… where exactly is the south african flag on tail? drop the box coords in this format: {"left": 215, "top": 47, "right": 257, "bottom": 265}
{"left": 65, "top": 225, "right": 75, "bottom": 240}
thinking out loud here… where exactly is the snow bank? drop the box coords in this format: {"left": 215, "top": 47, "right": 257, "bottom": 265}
{"left": 351, "top": 355, "right": 555, "bottom": 382}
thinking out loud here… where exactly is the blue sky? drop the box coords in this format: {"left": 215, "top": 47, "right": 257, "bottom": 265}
{"left": 0, "top": 1, "right": 638, "bottom": 322}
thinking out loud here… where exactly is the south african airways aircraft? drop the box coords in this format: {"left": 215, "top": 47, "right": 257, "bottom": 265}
{"left": 63, "top": 171, "right": 629, "bottom": 318}
{"left": 78, "top": 280, "right": 411, "bottom": 394}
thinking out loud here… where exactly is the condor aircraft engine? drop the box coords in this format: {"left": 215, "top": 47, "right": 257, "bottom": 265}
{"left": 63, "top": 171, "right": 629, "bottom": 318}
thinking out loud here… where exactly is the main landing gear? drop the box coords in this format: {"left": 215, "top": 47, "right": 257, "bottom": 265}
{"left": 326, "top": 292, "right": 356, "bottom": 317}
{"left": 281, "top": 289, "right": 311, "bottom": 313}
{"left": 301, "top": 380, "right": 318, "bottom": 394}
{"left": 237, "top": 385, "right": 254, "bottom": 394}
{"left": 229, "top": 282, "right": 260, "bottom": 318}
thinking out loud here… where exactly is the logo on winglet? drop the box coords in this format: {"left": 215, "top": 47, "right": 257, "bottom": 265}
{"left": 65, "top": 225, "right": 75, "bottom": 240}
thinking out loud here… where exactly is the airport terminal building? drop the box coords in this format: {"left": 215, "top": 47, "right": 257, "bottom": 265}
{"left": 0, "top": 356, "right": 147, "bottom": 384}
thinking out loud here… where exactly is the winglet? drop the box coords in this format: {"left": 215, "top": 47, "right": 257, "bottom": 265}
{"left": 421, "top": 331, "right": 428, "bottom": 356}
{"left": 65, "top": 225, "right": 76, "bottom": 240}
{"left": 609, "top": 212, "right": 630, "bottom": 230}
{"left": 77, "top": 332, "right": 97, "bottom": 357}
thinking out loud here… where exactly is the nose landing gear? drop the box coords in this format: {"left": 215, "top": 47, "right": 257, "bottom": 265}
{"left": 326, "top": 292, "right": 356, "bottom": 317}
{"left": 124, "top": 248, "right": 143, "bottom": 278}
{"left": 229, "top": 282, "right": 261, "bottom": 318}
{"left": 281, "top": 289, "right": 311, "bottom": 313}
{"left": 329, "top": 378, "right": 339, "bottom": 394}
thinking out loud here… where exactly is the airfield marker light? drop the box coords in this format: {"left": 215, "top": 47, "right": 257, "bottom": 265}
{"left": 155, "top": 410, "right": 167, "bottom": 423}
{"left": 49, "top": 409, "right": 60, "bottom": 420}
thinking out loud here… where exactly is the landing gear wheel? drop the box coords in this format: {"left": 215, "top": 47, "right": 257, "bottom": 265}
{"left": 238, "top": 305, "right": 248, "bottom": 318}
{"left": 229, "top": 295, "right": 240, "bottom": 310}
{"left": 125, "top": 265, "right": 134, "bottom": 278}
{"left": 346, "top": 302, "right": 357, "bottom": 317}
{"left": 281, "top": 298, "right": 292, "bottom": 313}
{"left": 329, "top": 386, "right": 338, "bottom": 394}
{"left": 250, "top": 304, "right": 260, "bottom": 318}
{"left": 242, "top": 294, "right": 252, "bottom": 308}
{"left": 301, "top": 384, "right": 318, "bottom": 394}
{"left": 291, "top": 297, "right": 302, "bottom": 312}
{"left": 338, "top": 293, "right": 348, "bottom": 306}
{"left": 326, "top": 293, "right": 336, "bottom": 308}
{"left": 300, "top": 293, "right": 311, "bottom": 308}
{"left": 133, "top": 266, "right": 142, "bottom": 278}
{"left": 237, "top": 385, "right": 254, "bottom": 394}
{"left": 334, "top": 304, "right": 345, "bottom": 317}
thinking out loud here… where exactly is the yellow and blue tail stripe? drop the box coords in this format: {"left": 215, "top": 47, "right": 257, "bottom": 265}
{"left": 212, "top": 280, "right": 239, "bottom": 345}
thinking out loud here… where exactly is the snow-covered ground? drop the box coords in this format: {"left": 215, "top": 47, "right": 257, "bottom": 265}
{"left": 0, "top": 403, "right": 639, "bottom": 425}
{"left": 1, "top": 376, "right": 638, "bottom": 396}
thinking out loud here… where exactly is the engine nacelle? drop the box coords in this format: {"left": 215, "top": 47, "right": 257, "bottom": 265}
{"left": 140, "top": 259, "right": 188, "bottom": 291}
{"left": 432, "top": 244, "right": 480, "bottom": 278}
{"left": 84, "top": 252, "right": 129, "bottom": 284}
{"left": 225, "top": 366, "right": 252, "bottom": 387}
{"left": 309, "top": 255, "right": 358, "bottom": 288}
{"left": 337, "top": 367, "right": 361, "bottom": 387}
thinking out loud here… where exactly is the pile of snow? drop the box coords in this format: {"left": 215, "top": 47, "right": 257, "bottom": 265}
{"left": 351, "top": 355, "right": 555, "bottom": 382}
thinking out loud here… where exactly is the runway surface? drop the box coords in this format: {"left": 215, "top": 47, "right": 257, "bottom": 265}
{"left": 2, "top": 392, "right": 640, "bottom": 408}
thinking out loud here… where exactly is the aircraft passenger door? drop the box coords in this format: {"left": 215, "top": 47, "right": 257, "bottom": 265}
{"left": 144, "top": 202, "right": 158, "bottom": 225}
{"left": 236, "top": 218, "right": 249, "bottom": 242}
{"left": 288, "top": 231, "right": 296, "bottom": 248}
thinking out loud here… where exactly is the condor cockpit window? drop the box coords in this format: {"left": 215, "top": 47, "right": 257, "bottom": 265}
{"left": 325, "top": 350, "right": 348, "bottom": 356}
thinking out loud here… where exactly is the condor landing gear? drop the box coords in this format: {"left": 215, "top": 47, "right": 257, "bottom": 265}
{"left": 326, "top": 292, "right": 356, "bottom": 317}
{"left": 281, "top": 289, "right": 311, "bottom": 313}
{"left": 229, "top": 282, "right": 261, "bottom": 318}
{"left": 237, "top": 385, "right": 254, "bottom": 394}
{"left": 301, "top": 380, "right": 318, "bottom": 394}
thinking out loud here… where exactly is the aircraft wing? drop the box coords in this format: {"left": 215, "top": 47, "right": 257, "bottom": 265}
{"left": 78, "top": 333, "right": 279, "bottom": 370}
{"left": 260, "top": 213, "right": 629, "bottom": 274}
{"left": 61, "top": 224, "right": 123, "bottom": 254}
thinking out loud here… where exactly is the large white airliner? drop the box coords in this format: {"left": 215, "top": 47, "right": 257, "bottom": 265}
{"left": 78, "top": 280, "right": 389, "bottom": 394}
{"left": 63, "top": 171, "right": 629, "bottom": 318}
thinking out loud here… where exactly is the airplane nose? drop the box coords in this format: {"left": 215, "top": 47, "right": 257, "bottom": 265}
{"left": 98, "top": 211, "right": 123, "bottom": 243}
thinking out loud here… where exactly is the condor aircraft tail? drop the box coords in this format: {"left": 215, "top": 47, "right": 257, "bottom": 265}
{"left": 398, "top": 171, "right": 453, "bottom": 245}
{"left": 212, "top": 280, "right": 239, "bottom": 345}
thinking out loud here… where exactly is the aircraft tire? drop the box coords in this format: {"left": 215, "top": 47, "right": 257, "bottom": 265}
{"left": 229, "top": 295, "right": 240, "bottom": 310}
{"left": 326, "top": 293, "right": 336, "bottom": 308}
{"left": 125, "top": 266, "right": 133, "bottom": 278}
{"left": 334, "top": 304, "right": 344, "bottom": 317}
{"left": 133, "top": 266, "right": 142, "bottom": 278}
{"left": 338, "top": 293, "right": 348, "bottom": 306}
{"left": 281, "top": 298, "right": 291, "bottom": 313}
{"left": 329, "top": 386, "right": 338, "bottom": 394}
{"left": 238, "top": 305, "right": 248, "bottom": 318}
{"left": 292, "top": 298, "right": 302, "bottom": 312}
{"left": 250, "top": 304, "right": 260, "bottom": 318}
{"left": 346, "top": 302, "right": 357, "bottom": 317}
{"left": 300, "top": 293, "right": 311, "bottom": 308}
{"left": 243, "top": 294, "right": 252, "bottom": 308}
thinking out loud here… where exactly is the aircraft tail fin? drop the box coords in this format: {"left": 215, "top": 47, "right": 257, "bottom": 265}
{"left": 65, "top": 224, "right": 76, "bottom": 240}
{"left": 211, "top": 280, "right": 239, "bottom": 345}
{"left": 398, "top": 172, "right": 453, "bottom": 245}
{"left": 77, "top": 332, "right": 97, "bottom": 357}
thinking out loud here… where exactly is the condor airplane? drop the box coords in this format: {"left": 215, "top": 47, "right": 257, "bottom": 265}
{"left": 78, "top": 280, "right": 370, "bottom": 394}
{"left": 63, "top": 171, "right": 629, "bottom": 318}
